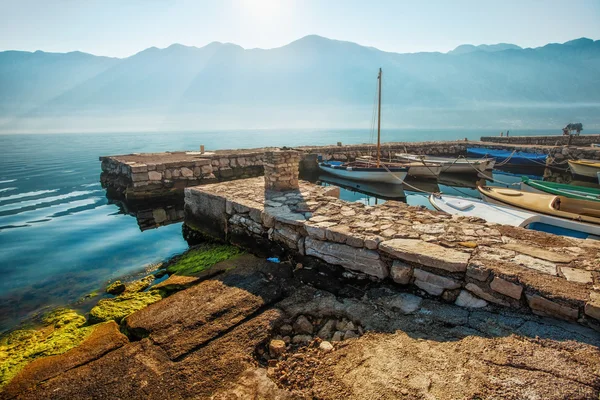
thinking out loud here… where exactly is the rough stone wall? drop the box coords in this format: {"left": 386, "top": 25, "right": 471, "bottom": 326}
{"left": 100, "top": 152, "right": 264, "bottom": 200}
{"left": 185, "top": 177, "right": 600, "bottom": 329}
{"left": 100, "top": 140, "right": 600, "bottom": 199}
{"left": 264, "top": 150, "right": 300, "bottom": 192}
{"left": 481, "top": 134, "right": 600, "bottom": 146}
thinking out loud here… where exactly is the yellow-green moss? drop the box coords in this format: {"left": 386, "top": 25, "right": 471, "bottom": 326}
{"left": 166, "top": 243, "right": 243, "bottom": 276}
{"left": 105, "top": 280, "right": 125, "bottom": 295}
{"left": 0, "top": 308, "right": 93, "bottom": 388}
{"left": 88, "top": 290, "right": 163, "bottom": 324}
{"left": 124, "top": 276, "right": 154, "bottom": 294}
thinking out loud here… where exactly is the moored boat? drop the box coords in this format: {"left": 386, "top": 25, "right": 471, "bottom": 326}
{"left": 318, "top": 68, "right": 407, "bottom": 184}
{"left": 430, "top": 193, "right": 600, "bottom": 239}
{"left": 521, "top": 177, "right": 600, "bottom": 202}
{"left": 395, "top": 153, "right": 494, "bottom": 174}
{"left": 318, "top": 175, "right": 406, "bottom": 199}
{"left": 467, "top": 147, "right": 547, "bottom": 166}
{"left": 568, "top": 159, "right": 600, "bottom": 178}
{"left": 357, "top": 156, "right": 442, "bottom": 178}
{"left": 318, "top": 161, "right": 408, "bottom": 184}
{"left": 477, "top": 186, "right": 600, "bottom": 226}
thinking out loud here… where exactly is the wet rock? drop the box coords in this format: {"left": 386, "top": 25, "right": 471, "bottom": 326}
{"left": 106, "top": 280, "right": 126, "bottom": 295}
{"left": 4, "top": 321, "right": 128, "bottom": 396}
{"left": 319, "top": 341, "right": 334, "bottom": 353}
{"left": 152, "top": 275, "right": 199, "bottom": 293}
{"left": 269, "top": 339, "right": 286, "bottom": 358}
{"left": 124, "top": 276, "right": 155, "bottom": 294}
{"left": 293, "top": 315, "right": 313, "bottom": 334}
{"left": 331, "top": 331, "right": 344, "bottom": 342}
{"left": 89, "top": 291, "right": 163, "bottom": 324}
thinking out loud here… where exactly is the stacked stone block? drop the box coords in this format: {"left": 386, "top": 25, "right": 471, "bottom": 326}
{"left": 185, "top": 176, "right": 600, "bottom": 329}
{"left": 263, "top": 150, "right": 300, "bottom": 192}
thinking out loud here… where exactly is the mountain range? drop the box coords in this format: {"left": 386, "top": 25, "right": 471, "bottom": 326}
{"left": 1, "top": 35, "right": 599, "bottom": 132}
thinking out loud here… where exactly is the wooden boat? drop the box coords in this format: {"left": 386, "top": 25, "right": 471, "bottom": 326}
{"left": 318, "top": 68, "right": 408, "bottom": 184}
{"left": 477, "top": 186, "right": 600, "bottom": 226}
{"left": 357, "top": 156, "right": 442, "bottom": 178}
{"left": 318, "top": 161, "right": 408, "bottom": 184}
{"left": 521, "top": 177, "right": 600, "bottom": 202}
{"left": 318, "top": 175, "right": 406, "bottom": 200}
{"left": 430, "top": 193, "right": 600, "bottom": 239}
{"left": 568, "top": 159, "right": 600, "bottom": 178}
{"left": 394, "top": 153, "right": 494, "bottom": 174}
{"left": 467, "top": 147, "right": 547, "bottom": 166}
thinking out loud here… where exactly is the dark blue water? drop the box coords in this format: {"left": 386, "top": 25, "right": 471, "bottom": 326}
{"left": 0, "top": 128, "right": 558, "bottom": 331}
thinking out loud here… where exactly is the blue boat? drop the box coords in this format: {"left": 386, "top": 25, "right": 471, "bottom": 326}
{"left": 467, "top": 147, "right": 547, "bottom": 166}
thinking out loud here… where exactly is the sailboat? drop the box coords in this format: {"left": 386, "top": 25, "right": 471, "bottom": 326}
{"left": 318, "top": 68, "right": 409, "bottom": 184}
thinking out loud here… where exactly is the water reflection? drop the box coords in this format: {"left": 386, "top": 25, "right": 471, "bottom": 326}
{"left": 108, "top": 197, "right": 185, "bottom": 231}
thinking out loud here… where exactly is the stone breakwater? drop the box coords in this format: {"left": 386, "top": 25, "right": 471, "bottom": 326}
{"left": 481, "top": 134, "right": 600, "bottom": 147}
{"left": 100, "top": 140, "right": 600, "bottom": 200}
{"left": 185, "top": 176, "right": 600, "bottom": 329}
{"left": 100, "top": 150, "right": 266, "bottom": 200}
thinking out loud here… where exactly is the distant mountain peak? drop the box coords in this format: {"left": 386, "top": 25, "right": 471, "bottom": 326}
{"left": 448, "top": 43, "right": 522, "bottom": 55}
{"left": 563, "top": 37, "right": 595, "bottom": 47}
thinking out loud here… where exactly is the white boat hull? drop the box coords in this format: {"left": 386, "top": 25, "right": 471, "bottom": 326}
{"left": 395, "top": 153, "right": 494, "bottom": 173}
{"left": 431, "top": 193, "right": 600, "bottom": 238}
{"left": 407, "top": 165, "right": 443, "bottom": 178}
{"left": 568, "top": 160, "right": 600, "bottom": 178}
{"left": 318, "top": 164, "right": 407, "bottom": 184}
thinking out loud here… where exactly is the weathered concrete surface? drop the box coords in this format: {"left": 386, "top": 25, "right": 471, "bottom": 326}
{"left": 185, "top": 177, "right": 600, "bottom": 328}
{"left": 5, "top": 256, "right": 600, "bottom": 399}
{"left": 124, "top": 256, "right": 294, "bottom": 359}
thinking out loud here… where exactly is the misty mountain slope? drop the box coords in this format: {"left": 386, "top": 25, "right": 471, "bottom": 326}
{"left": 1, "top": 35, "right": 599, "bottom": 131}
{"left": 0, "top": 51, "right": 118, "bottom": 114}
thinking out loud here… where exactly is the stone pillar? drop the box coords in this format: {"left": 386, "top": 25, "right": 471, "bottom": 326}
{"left": 264, "top": 150, "right": 300, "bottom": 191}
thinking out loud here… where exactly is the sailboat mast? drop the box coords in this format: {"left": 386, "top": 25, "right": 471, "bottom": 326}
{"left": 376, "top": 68, "right": 382, "bottom": 167}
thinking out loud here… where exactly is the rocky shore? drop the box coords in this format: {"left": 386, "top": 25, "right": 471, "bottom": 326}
{"left": 1, "top": 246, "right": 599, "bottom": 399}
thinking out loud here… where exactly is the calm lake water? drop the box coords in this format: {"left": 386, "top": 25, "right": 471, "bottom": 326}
{"left": 0, "top": 128, "right": 566, "bottom": 331}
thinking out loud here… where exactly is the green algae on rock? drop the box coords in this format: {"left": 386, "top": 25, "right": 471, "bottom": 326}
{"left": 124, "top": 275, "right": 155, "bottom": 294}
{"left": 105, "top": 280, "right": 126, "bottom": 295}
{"left": 0, "top": 308, "right": 93, "bottom": 389}
{"left": 166, "top": 243, "right": 243, "bottom": 276}
{"left": 88, "top": 291, "right": 163, "bottom": 324}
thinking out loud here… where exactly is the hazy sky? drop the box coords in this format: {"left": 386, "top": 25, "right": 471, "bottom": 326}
{"left": 1, "top": 0, "right": 599, "bottom": 57}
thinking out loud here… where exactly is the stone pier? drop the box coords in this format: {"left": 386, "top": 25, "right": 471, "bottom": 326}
{"left": 100, "top": 139, "right": 600, "bottom": 200}
{"left": 185, "top": 175, "right": 600, "bottom": 329}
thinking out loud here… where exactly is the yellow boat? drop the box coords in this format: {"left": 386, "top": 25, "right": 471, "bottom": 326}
{"left": 477, "top": 186, "right": 600, "bottom": 226}
{"left": 568, "top": 159, "right": 600, "bottom": 178}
